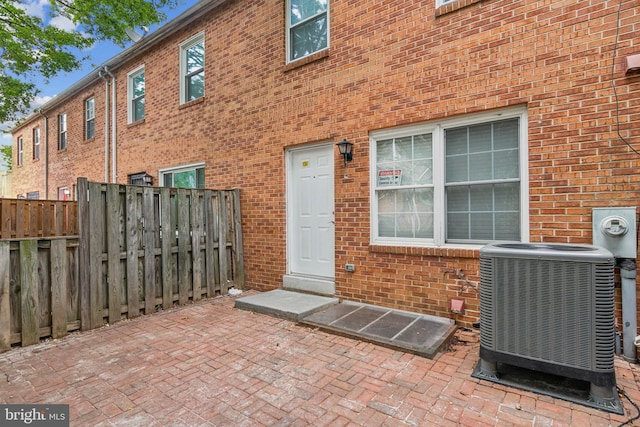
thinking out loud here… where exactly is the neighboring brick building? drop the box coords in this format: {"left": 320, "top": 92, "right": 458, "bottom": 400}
{"left": 10, "top": 0, "right": 640, "bottom": 331}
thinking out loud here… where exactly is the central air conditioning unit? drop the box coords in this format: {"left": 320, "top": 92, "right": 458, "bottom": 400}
{"left": 475, "top": 243, "right": 621, "bottom": 413}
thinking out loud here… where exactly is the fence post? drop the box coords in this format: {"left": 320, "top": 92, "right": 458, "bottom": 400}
{"left": 77, "top": 178, "right": 91, "bottom": 330}
{"left": 232, "top": 189, "right": 245, "bottom": 289}
{"left": 0, "top": 241, "right": 10, "bottom": 352}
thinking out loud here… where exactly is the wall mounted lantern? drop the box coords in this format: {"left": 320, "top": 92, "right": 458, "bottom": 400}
{"left": 336, "top": 139, "right": 353, "bottom": 167}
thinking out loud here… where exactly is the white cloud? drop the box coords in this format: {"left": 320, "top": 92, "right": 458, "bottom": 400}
{"left": 49, "top": 15, "right": 76, "bottom": 32}
{"left": 14, "top": 0, "right": 50, "bottom": 20}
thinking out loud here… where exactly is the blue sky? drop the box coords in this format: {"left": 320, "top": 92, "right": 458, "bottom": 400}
{"left": 0, "top": 0, "right": 200, "bottom": 149}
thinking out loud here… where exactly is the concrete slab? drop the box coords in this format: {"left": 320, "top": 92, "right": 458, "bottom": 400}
{"left": 234, "top": 289, "right": 339, "bottom": 321}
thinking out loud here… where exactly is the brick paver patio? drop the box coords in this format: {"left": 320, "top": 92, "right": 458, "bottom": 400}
{"left": 1, "top": 291, "right": 639, "bottom": 426}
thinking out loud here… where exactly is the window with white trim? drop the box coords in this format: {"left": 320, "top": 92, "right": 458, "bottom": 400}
{"left": 371, "top": 108, "right": 528, "bottom": 247}
{"left": 160, "top": 163, "right": 205, "bottom": 188}
{"left": 58, "top": 113, "right": 67, "bottom": 150}
{"left": 128, "top": 66, "right": 145, "bottom": 122}
{"left": 33, "top": 128, "right": 40, "bottom": 160}
{"left": 287, "top": 0, "right": 329, "bottom": 62}
{"left": 17, "top": 136, "right": 23, "bottom": 166}
{"left": 180, "top": 33, "right": 204, "bottom": 104}
{"left": 85, "top": 97, "right": 95, "bottom": 139}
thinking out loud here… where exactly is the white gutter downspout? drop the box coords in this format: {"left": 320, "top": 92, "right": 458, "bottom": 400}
{"left": 103, "top": 67, "right": 117, "bottom": 183}
{"left": 38, "top": 109, "right": 48, "bottom": 198}
{"left": 98, "top": 69, "right": 110, "bottom": 182}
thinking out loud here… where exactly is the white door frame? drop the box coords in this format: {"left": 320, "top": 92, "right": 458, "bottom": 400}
{"left": 284, "top": 142, "right": 336, "bottom": 295}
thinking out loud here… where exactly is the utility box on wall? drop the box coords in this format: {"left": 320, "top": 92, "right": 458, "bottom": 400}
{"left": 592, "top": 208, "right": 637, "bottom": 259}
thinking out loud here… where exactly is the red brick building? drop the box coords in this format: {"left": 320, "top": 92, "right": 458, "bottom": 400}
{"left": 10, "top": 0, "right": 640, "bottom": 331}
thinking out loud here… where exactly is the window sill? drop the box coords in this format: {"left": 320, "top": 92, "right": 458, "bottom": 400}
{"left": 84, "top": 137, "right": 95, "bottom": 143}
{"left": 435, "top": 0, "right": 483, "bottom": 17}
{"left": 179, "top": 96, "right": 205, "bottom": 110}
{"left": 128, "top": 119, "right": 146, "bottom": 128}
{"left": 369, "top": 244, "right": 480, "bottom": 259}
{"left": 285, "top": 49, "right": 330, "bottom": 72}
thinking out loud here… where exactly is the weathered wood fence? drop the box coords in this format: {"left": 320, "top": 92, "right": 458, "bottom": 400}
{"left": 0, "top": 178, "right": 244, "bottom": 351}
{"left": 0, "top": 198, "right": 77, "bottom": 239}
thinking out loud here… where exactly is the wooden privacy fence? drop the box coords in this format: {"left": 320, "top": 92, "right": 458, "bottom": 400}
{"left": 0, "top": 178, "right": 244, "bottom": 351}
{"left": 0, "top": 198, "right": 77, "bottom": 239}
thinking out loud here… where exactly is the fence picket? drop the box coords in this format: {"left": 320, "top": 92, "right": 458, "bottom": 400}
{"left": 143, "top": 187, "right": 156, "bottom": 314}
{"left": 51, "top": 239, "right": 67, "bottom": 338}
{"left": 218, "top": 192, "right": 229, "bottom": 294}
{"left": 191, "top": 190, "right": 202, "bottom": 301}
{"left": 160, "top": 187, "right": 173, "bottom": 309}
{"left": 126, "top": 186, "right": 140, "bottom": 318}
{"left": 20, "top": 240, "right": 39, "bottom": 346}
{"left": 177, "top": 189, "right": 190, "bottom": 305}
{"left": 107, "top": 185, "right": 121, "bottom": 323}
{"left": 0, "top": 241, "right": 9, "bottom": 352}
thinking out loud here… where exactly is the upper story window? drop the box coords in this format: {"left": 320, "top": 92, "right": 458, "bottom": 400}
{"left": 85, "top": 97, "right": 95, "bottom": 139}
{"left": 32, "top": 128, "right": 40, "bottom": 160}
{"left": 160, "top": 163, "right": 205, "bottom": 188}
{"left": 180, "top": 33, "right": 204, "bottom": 104}
{"left": 128, "top": 66, "right": 145, "bottom": 122}
{"left": 371, "top": 108, "right": 528, "bottom": 247}
{"left": 436, "top": 0, "right": 457, "bottom": 6}
{"left": 58, "top": 113, "right": 67, "bottom": 150}
{"left": 17, "top": 136, "right": 23, "bottom": 166}
{"left": 287, "top": 0, "right": 329, "bottom": 62}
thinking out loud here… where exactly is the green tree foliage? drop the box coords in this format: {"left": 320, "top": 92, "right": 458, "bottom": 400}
{"left": 0, "top": 144, "right": 11, "bottom": 170}
{"left": 0, "top": 0, "right": 179, "bottom": 123}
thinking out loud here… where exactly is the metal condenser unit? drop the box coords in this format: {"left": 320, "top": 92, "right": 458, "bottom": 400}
{"left": 476, "top": 243, "right": 620, "bottom": 413}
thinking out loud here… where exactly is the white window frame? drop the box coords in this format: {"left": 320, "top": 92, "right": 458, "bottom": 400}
{"left": 179, "top": 33, "right": 205, "bottom": 104}
{"left": 58, "top": 113, "right": 67, "bottom": 150}
{"left": 17, "top": 136, "right": 23, "bottom": 166}
{"left": 85, "top": 97, "right": 95, "bottom": 139}
{"left": 436, "top": 0, "right": 458, "bottom": 7}
{"left": 33, "top": 128, "right": 40, "bottom": 160}
{"left": 370, "top": 107, "right": 529, "bottom": 249}
{"left": 286, "top": 0, "right": 330, "bottom": 63}
{"left": 127, "top": 65, "right": 145, "bottom": 123}
{"left": 159, "top": 162, "right": 206, "bottom": 188}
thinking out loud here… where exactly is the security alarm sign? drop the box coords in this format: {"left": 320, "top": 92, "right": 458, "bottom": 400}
{"left": 378, "top": 169, "right": 402, "bottom": 186}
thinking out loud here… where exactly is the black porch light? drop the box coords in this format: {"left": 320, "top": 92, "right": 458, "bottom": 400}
{"left": 336, "top": 139, "right": 353, "bottom": 167}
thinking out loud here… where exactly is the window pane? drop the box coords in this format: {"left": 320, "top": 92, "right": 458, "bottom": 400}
{"left": 174, "top": 171, "right": 196, "bottom": 188}
{"left": 186, "top": 43, "right": 204, "bottom": 73}
{"left": 196, "top": 167, "right": 205, "bottom": 188}
{"left": 494, "top": 183, "right": 519, "bottom": 210}
{"left": 133, "top": 98, "right": 145, "bottom": 121}
{"left": 187, "top": 73, "right": 205, "bottom": 100}
{"left": 163, "top": 173, "right": 173, "bottom": 187}
{"left": 469, "top": 152, "right": 492, "bottom": 181}
{"left": 468, "top": 123, "right": 491, "bottom": 152}
{"left": 470, "top": 185, "right": 493, "bottom": 211}
{"left": 290, "top": 0, "right": 328, "bottom": 25}
{"left": 493, "top": 118, "right": 519, "bottom": 149}
{"left": 447, "top": 213, "right": 469, "bottom": 239}
{"left": 290, "top": 14, "right": 327, "bottom": 60}
{"left": 446, "top": 154, "right": 467, "bottom": 183}
{"left": 494, "top": 149, "right": 519, "bottom": 179}
{"left": 495, "top": 212, "right": 520, "bottom": 240}
{"left": 133, "top": 73, "right": 145, "bottom": 98}
{"left": 470, "top": 213, "right": 493, "bottom": 240}
{"left": 377, "top": 139, "right": 394, "bottom": 163}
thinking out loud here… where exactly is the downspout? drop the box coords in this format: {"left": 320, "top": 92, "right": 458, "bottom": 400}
{"left": 619, "top": 259, "right": 637, "bottom": 361}
{"left": 98, "top": 69, "right": 110, "bottom": 182}
{"left": 102, "top": 67, "right": 117, "bottom": 183}
{"left": 38, "top": 109, "right": 48, "bottom": 198}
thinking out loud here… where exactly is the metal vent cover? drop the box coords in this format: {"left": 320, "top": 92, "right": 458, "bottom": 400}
{"left": 480, "top": 243, "right": 615, "bottom": 376}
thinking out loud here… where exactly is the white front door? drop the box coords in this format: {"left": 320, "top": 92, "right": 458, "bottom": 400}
{"left": 286, "top": 143, "right": 335, "bottom": 293}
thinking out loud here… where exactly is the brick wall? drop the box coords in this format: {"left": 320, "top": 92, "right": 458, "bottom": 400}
{"left": 11, "top": 0, "right": 640, "bottom": 329}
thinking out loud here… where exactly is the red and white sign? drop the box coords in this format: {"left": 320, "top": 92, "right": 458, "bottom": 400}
{"left": 378, "top": 169, "right": 402, "bottom": 186}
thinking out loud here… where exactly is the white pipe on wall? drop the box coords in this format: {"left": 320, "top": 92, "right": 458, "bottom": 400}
{"left": 99, "top": 69, "right": 110, "bottom": 182}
